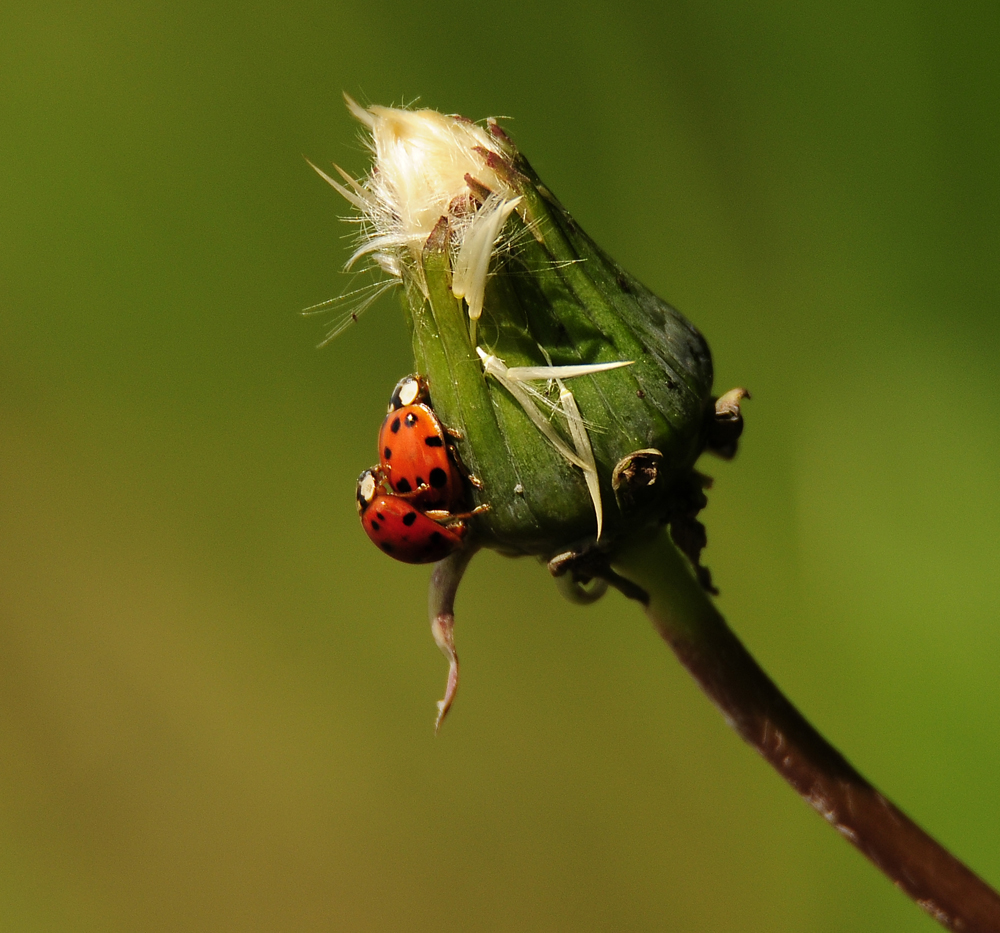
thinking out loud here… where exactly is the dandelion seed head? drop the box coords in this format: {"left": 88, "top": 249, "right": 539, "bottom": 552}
{"left": 319, "top": 97, "right": 522, "bottom": 333}
{"left": 348, "top": 98, "right": 516, "bottom": 256}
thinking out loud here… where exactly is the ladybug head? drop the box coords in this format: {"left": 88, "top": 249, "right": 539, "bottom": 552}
{"left": 388, "top": 374, "right": 431, "bottom": 412}
{"left": 355, "top": 468, "right": 380, "bottom": 516}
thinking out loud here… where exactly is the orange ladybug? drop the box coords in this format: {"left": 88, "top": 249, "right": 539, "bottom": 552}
{"left": 377, "top": 374, "right": 466, "bottom": 513}
{"left": 356, "top": 468, "right": 468, "bottom": 564}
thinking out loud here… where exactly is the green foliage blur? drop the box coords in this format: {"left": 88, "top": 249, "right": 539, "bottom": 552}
{"left": 2, "top": 1, "right": 998, "bottom": 929}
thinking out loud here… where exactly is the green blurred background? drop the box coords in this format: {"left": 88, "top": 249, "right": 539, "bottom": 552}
{"left": 2, "top": 1, "right": 998, "bottom": 929}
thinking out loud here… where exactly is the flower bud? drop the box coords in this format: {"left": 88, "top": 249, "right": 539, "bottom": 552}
{"left": 320, "top": 98, "right": 729, "bottom": 560}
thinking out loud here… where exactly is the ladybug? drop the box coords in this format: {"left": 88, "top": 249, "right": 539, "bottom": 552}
{"left": 356, "top": 468, "right": 468, "bottom": 564}
{"left": 378, "top": 374, "right": 467, "bottom": 512}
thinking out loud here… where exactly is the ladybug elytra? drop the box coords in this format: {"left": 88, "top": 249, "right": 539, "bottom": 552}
{"left": 378, "top": 374, "right": 466, "bottom": 513}
{"left": 356, "top": 468, "right": 468, "bottom": 564}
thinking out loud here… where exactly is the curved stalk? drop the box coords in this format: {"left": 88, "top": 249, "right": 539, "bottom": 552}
{"left": 428, "top": 545, "right": 478, "bottom": 732}
{"left": 609, "top": 530, "right": 1000, "bottom": 932}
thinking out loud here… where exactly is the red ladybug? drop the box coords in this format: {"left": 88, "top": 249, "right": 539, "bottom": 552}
{"left": 378, "top": 374, "right": 466, "bottom": 512}
{"left": 356, "top": 468, "right": 468, "bottom": 564}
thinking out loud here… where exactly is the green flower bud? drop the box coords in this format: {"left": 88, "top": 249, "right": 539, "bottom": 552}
{"left": 319, "top": 97, "right": 735, "bottom": 561}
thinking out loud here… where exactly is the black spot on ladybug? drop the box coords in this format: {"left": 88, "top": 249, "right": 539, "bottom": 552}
{"left": 402, "top": 511, "right": 417, "bottom": 527}
{"left": 405, "top": 412, "right": 418, "bottom": 428}
{"left": 396, "top": 478, "right": 412, "bottom": 493}
{"left": 429, "top": 467, "right": 447, "bottom": 488}
{"left": 383, "top": 447, "right": 392, "bottom": 460}
{"left": 391, "top": 417, "right": 401, "bottom": 434}
{"left": 376, "top": 512, "right": 386, "bottom": 521}
{"left": 381, "top": 542, "right": 394, "bottom": 553}
{"left": 424, "top": 436, "right": 444, "bottom": 448}
{"left": 370, "top": 520, "right": 380, "bottom": 531}
{"left": 430, "top": 531, "right": 443, "bottom": 545}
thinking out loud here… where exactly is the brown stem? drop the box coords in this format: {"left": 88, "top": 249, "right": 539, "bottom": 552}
{"left": 609, "top": 531, "right": 1000, "bottom": 932}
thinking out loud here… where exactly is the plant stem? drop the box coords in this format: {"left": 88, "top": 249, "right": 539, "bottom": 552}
{"left": 428, "top": 545, "right": 478, "bottom": 732}
{"left": 609, "top": 529, "right": 1000, "bottom": 932}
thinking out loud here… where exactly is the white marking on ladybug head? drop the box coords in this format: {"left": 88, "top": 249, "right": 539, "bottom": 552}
{"left": 398, "top": 378, "right": 420, "bottom": 407}
{"left": 359, "top": 471, "right": 377, "bottom": 503}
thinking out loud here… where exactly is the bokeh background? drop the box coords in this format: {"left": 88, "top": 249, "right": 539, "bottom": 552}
{"left": 2, "top": 1, "right": 998, "bottom": 930}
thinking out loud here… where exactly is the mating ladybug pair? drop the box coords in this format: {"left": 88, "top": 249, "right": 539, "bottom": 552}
{"left": 356, "top": 375, "right": 485, "bottom": 563}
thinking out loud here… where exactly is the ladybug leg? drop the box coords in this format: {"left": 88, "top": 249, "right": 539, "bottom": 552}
{"left": 445, "top": 442, "right": 483, "bottom": 488}
{"left": 424, "top": 503, "right": 490, "bottom": 524}
{"left": 392, "top": 481, "right": 434, "bottom": 501}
